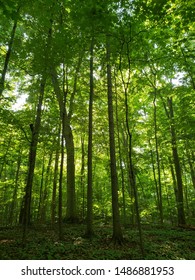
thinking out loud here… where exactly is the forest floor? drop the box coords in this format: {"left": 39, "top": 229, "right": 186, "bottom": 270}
{"left": 0, "top": 223, "right": 195, "bottom": 260}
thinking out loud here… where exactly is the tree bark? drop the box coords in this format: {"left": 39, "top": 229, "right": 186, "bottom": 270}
{"left": 0, "top": 6, "right": 20, "bottom": 98}
{"left": 185, "top": 143, "right": 195, "bottom": 191}
{"left": 51, "top": 127, "right": 60, "bottom": 227}
{"left": 40, "top": 151, "right": 53, "bottom": 223}
{"left": 80, "top": 137, "right": 85, "bottom": 220}
{"left": 21, "top": 77, "right": 46, "bottom": 242}
{"left": 50, "top": 68, "right": 77, "bottom": 222}
{"left": 86, "top": 36, "right": 94, "bottom": 237}
{"left": 115, "top": 78, "right": 126, "bottom": 226}
{"left": 168, "top": 97, "right": 186, "bottom": 225}
{"left": 64, "top": 123, "right": 76, "bottom": 221}
{"left": 153, "top": 91, "right": 163, "bottom": 224}
{"left": 8, "top": 150, "right": 22, "bottom": 225}
{"left": 106, "top": 35, "right": 123, "bottom": 244}
{"left": 59, "top": 130, "right": 65, "bottom": 240}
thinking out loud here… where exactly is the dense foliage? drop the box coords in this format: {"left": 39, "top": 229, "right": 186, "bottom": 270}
{"left": 0, "top": 0, "right": 194, "bottom": 258}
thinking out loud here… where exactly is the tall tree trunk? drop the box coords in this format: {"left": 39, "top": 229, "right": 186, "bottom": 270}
{"left": 85, "top": 36, "right": 94, "bottom": 238}
{"left": 120, "top": 39, "right": 144, "bottom": 255}
{"left": 125, "top": 96, "right": 144, "bottom": 257}
{"left": 50, "top": 58, "right": 83, "bottom": 222}
{"left": 153, "top": 91, "right": 163, "bottom": 224}
{"left": 21, "top": 19, "right": 52, "bottom": 240}
{"left": 21, "top": 78, "right": 46, "bottom": 241}
{"left": 59, "top": 130, "right": 65, "bottom": 240}
{"left": 8, "top": 150, "right": 22, "bottom": 225}
{"left": 149, "top": 139, "right": 160, "bottom": 211}
{"left": 185, "top": 143, "right": 195, "bottom": 191}
{"left": 169, "top": 158, "right": 179, "bottom": 217}
{"left": 115, "top": 79, "right": 126, "bottom": 226}
{"left": 40, "top": 151, "right": 53, "bottom": 223}
{"left": 168, "top": 97, "right": 186, "bottom": 225}
{"left": 63, "top": 122, "right": 76, "bottom": 222}
{"left": 122, "top": 127, "right": 136, "bottom": 224}
{"left": 106, "top": 35, "right": 123, "bottom": 244}
{"left": 0, "top": 6, "right": 20, "bottom": 98}
{"left": 117, "top": 129, "right": 126, "bottom": 226}
{"left": 80, "top": 137, "right": 85, "bottom": 220}
{"left": 51, "top": 127, "right": 60, "bottom": 227}
{"left": 118, "top": 40, "right": 143, "bottom": 252}
{"left": 37, "top": 150, "right": 45, "bottom": 221}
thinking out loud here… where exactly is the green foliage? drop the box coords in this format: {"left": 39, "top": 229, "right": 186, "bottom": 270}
{"left": 0, "top": 0, "right": 194, "bottom": 256}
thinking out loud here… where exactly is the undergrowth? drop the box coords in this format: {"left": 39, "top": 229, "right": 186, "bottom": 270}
{"left": 0, "top": 224, "right": 194, "bottom": 260}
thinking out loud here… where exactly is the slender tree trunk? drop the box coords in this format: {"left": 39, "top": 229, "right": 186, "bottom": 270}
{"left": 21, "top": 19, "right": 52, "bottom": 241}
{"left": 118, "top": 40, "right": 143, "bottom": 252}
{"left": 117, "top": 130, "right": 126, "bottom": 226}
{"left": 85, "top": 36, "right": 94, "bottom": 237}
{"left": 37, "top": 151, "right": 45, "bottom": 221}
{"left": 115, "top": 79, "right": 126, "bottom": 226}
{"left": 106, "top": 35, "right": 123, "bottom": 244}
{"left": 0, "top": 6, "right": 20, "bottom": 98}
{"left": 59, "top": 130, "right": 64, "bottom": 240}
{"left": 121, "top": 128, "right": 136, "bottom": 224}
{"left": 153, "top": 92, "right": 163, "bottom": 224}
{"left": 22, "top": 78, "right": 46, "bottom": 241}
{"left": 160, "top": 95, "right": 186, "bottom": 226}
{"left": 149, "top": 143, "right": 160, "bottom": 211}
{"left": 185, "top": 143, "right": 195, "bottom": 191}
{"left": 80, "top": 137, "right": 85, "bottom": 220}
{"left": 119, "top": 40, "right": 144, "bottom": 255}
{"left": 169, "top": 158, "right": 179, "bottom": 218}
{"left": 51, "top": 64, "right": 82, "bottom": 223}
{"left": 40, "top": 151, "right": 53, "bottom": 223}
{"left": 8, "top": 151, "right": 22, "bottom": 225}
{"left": 125, "top": 101, "right": 144, "bottom": 256}
{"left": 63, "top": 122, "right": 76, "bottom": 222}
{"left": 168, "top": 97, "right": 186, "bottom": 225}
{"left": 51, "top": 127, "right": 60, "bottom": 227}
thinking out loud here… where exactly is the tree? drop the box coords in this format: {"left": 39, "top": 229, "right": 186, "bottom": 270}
{"left": 106, "top": 35, "right": 123, "bottom": 244}
{"left": 21, "top": 77, "right": 46, "bottom": 241}
{"left": 0, "top": 2, "right": 21, "bottom": 98}
{"left": 86, "top": 35, "right": 95, "bottom": 238}
{"left": 167, "top": 96, "right": 186, "bottom": 225}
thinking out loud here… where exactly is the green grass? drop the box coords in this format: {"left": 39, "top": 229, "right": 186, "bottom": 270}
{"left": 0, "top": 224, "right": 194, "bottom": 260}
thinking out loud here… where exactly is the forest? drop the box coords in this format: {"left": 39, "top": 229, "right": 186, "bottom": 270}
{"left": 0, "top": 0, "right": 195, "bottom": 260}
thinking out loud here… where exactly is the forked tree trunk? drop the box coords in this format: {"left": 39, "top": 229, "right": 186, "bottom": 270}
{"left": 118, "top": 40, "right": 143, "bottom": 253}
{"left": 50, "top": 69, "right": 77, "bottom": 223}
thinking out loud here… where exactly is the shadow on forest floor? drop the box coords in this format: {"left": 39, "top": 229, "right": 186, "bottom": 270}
{"left": 0, "top": 224, "right": 195, "bottom": 260}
